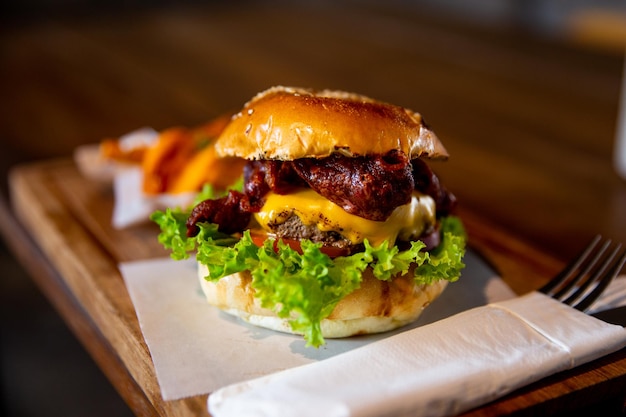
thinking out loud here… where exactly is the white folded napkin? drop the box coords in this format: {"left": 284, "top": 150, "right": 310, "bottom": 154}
{"left": 208, "top": 291, "right": 626, "bottom": 417}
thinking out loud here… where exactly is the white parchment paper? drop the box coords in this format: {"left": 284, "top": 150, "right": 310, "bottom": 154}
{"left": 120, "top": 249, "right": 515, "bottom": 400}
{"left": 120, "top": 249, "right": 626, "bottom": 403}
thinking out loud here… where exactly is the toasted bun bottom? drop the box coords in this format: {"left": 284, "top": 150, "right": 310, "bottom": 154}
{"left": 197, "top": 263, "right": 447, "bottom": 338}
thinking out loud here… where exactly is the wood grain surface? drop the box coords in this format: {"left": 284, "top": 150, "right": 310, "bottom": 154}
{"left": 6, "top": 159, "right": 626, "bottom": 416}
{"left": 1, "top": 1, "right": 626, "bottom": 416}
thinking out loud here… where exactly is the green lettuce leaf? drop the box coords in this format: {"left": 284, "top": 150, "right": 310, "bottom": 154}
{"left": 150, "top": 209, "right": 197, "bottom": 260}
{"left": 151, "top": 210, "right": 467, "bottom": 347}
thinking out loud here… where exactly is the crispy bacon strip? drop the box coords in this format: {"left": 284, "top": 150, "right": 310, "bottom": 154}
{"left": 411, "top": 158, "right": 457, "bottom": 216}
{"left": 292, "top": 150, "right": 414, "bottom": 221}
{"left": 186, "top": 190, "right": 251, "bottom": 236}
{"left": 243, "top": 160, "right": 306, "bottom": 210}
{"left": 186, "top": 151, "right": 456, "bottom": 237}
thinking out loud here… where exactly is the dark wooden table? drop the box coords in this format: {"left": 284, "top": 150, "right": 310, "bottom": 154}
{"left": 1, "top": 1, "right": 625, "bottom": 416}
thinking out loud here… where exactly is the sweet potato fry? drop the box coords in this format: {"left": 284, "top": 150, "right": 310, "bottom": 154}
{"left": 101, "top": 113, "right": 239, "bottom": 195}
{"left": 142, "top": 127, "right": 197, "bottom": 194}
{"left": 170, "top": 145, "right": 245, "bottom": 193}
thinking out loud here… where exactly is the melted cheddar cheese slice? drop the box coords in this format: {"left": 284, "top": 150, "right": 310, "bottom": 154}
{"left": 253, "top": 189, "right": 436, "bottom": 246}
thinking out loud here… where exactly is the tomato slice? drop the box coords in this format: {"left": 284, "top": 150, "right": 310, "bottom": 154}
{"left": 249, "top": 231, "right": 350, "bottom": 258}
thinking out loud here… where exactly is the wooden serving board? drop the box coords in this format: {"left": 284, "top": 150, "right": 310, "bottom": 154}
{"left": 8, "top": 158, "right": 626, "bottom": 416}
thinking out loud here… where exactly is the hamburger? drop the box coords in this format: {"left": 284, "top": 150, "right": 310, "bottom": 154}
{"left": 152, "top": 86, "right": 466, "bottom": 347}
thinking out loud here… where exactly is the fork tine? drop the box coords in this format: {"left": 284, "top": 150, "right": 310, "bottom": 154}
{"left": 539, "top": 235, "right": 602, "bottom": 295}
{"left": 538, "top": 235, "right": 626, "bottom": 311}
{"left": 567, "top": 244, "right": 625, "bottom": 311}
{"left": 551, "top": 238, "right": 612, "bottom": 301}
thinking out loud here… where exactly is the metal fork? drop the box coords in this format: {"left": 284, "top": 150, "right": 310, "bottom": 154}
{"left": 539, "top": 235, "right": 626, "bottom": 312}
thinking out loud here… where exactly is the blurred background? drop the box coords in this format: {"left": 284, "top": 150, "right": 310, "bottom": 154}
{"left": 1, "top": 0, "right": 625, "bottom": 416}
